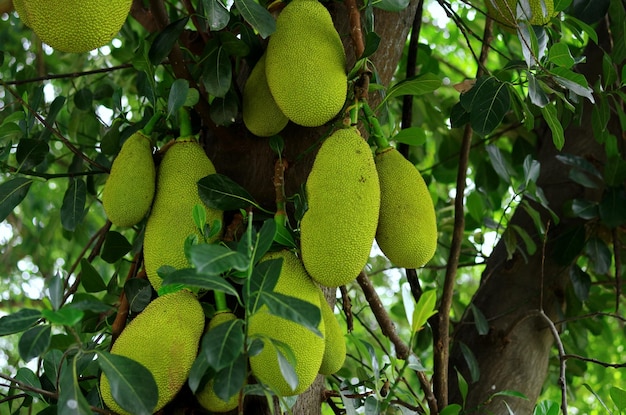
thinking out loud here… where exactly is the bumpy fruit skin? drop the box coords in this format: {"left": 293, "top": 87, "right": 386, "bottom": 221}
{"left": 100, "top": 290, "right": 205, "bottom": 415}
{"left": 248, "top": 250, "right": 325, "bottom": 396}
{"left": 102, "top": 131, "right": 155, "bottom": 227}
{"left": 485, "top": 0, "right": 555, "bottom": 30}
{"left": 243, "top": 54, "right": 289, "bottom": 137}
{"left": 14, "top": 0, "right": 132, "bottom": 53}
{"left": 317, "top": 290, "right": 346, "bottom": 375}
{"left": 300, "top": 127, "right": 380, "bottom": 287}
{"left": 375, "top": 147, "right": 437, "bottom": 268}
{"left": 196, "top": 312, "right": 241, "bottom": 413}
{"left": 265, "top": 0, "right": 347, "bottom": 127}
{"left": 143, "top": 138, "right": 223, "bottom": 291}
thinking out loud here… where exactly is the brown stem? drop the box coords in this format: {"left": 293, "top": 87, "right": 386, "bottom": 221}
{"left": 400, "top": 0, "right": 424, "bottom": 135}
{"left": 111, "top": 259, "right": 144, "bottom": 343}
{"left": 273, "top": 158, "right": 288, "bottom": 220}
{"left": 613, "top": 228, "right": 622, "bottom": 312}
{"left": 345, "top": 0, "right": 364, "bottom": 59}
{"left": 3, "top": 64, "right": 134, "bottom": 86}
{"left": 339, "top": 285, "right": 354, "bottom": 332}
{"left": 0, "top": 0, "right": 13, "bottom": 14}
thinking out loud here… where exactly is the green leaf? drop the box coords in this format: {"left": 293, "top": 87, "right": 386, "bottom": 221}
{"left": 251, "top": 219, "right": 277, "bottom": 264}
{"left": 599, "top": 187, "right": 626, "bottom": 228}
{"left": 124, "top": 278, "right": 153, "bottom": 314}
{"left": 610, "top": 386, "right": 626, "bottom": 410}
{"left": 209, "top": 91, "right": 239, "bottom": 126}
{"left": 585, "top": 237, "right": 611, "bottom": 275}
{"left": 168, "top": 78, "right": 190, "bottom": 118}
{"left": 213, "top": 354, "right": 247, "bottom": 402}
{"left": 57, "top": 360, "right": 93, "bottom": 415}
{"left": 364, "top": 395, "right": 381, "bottom": 414}
{"left": 570, "top": 198, "right": 599, "bottom": 220}
{"left": 440, "top": 404, "right": 462, "bottom": 415}
{"left": 203, "top": 319, "right": 244, "bottom": 371}
{"left": 15, "top": 138, "right": 49, "bottom": 170}
{"left": 469, "top": 304, "right": 489, "bottom": 336}
{"left": 188, "top": 348, "right": 213, "bottom": 393}
{"left": 0, "top": 309, "right": 41, "bottom": 336}
{"left": 203, "top": 41, "right": 232, "bottom": 98}
{"left": 523, "top": 155, "right": 541, "bottom": 186}
{"left": 39, "top": 96, "right": 66, "bottom": 141}
{"left": 548, "top": 42, "right": 575, "bottom": 68}
{"left": 74, "top": 88, "right": 93, "bottom": 111}
{"left": 149, "top": 17, "right": 189, "bottom": 65}
{"left": 189, "top": 244, "right": 250, "bottom": 275}
{"left": 202, "top": 0, "right": 230, "bottom": 31}
{"left": 527, "top": 73, "right": 549, "bottom": 107}
{"left": 41, "top": 307, "right": 84, "bottom": 327}
{"left": 392, "top": 127, "right": 426, "bottom": 147}
{"left": 15, "top": 367, "right": 42, "bottom": 399}
{"left": 603, "top": 156, "right": 626, "bottom": 187}
{"left": 411, "top": 289, "right": 437, "bottom": 334}
{"left": 276, "top": 343, "right": 298, "bottom": 392}
{"left": 533, "top": 400, "right": 560, "bottom": 415}
{"left": 378, "top": 73, "right": 441, "bottom": 110}
{"left": 460, "top": 76, "right": 510, "bottom": 136}
{"left": 248, "top": 258, "right": 282, "bottom": 313}
{"left": 79, "top": 258, "right": 106, "bottom": 293}
{"left": 101, "top": 231, "right": 132, "bottom": 263}
{"left": 0, "top": 177, "right": 33, "bottom": 222}
{"left": 234, "top": 0, "right": 276, "bottom": 39}
{"left": 550, "top": 67, "right": 595, "bottom": 103}
{"left": 540, "top": 104, "right": 564, "bottom": 150}
{"left": 60, "top": 177, "right": 86, "bottom": 232}
{"left": 198, "top": 173, "right": 263, "bottom": 212}
{"left": 47, "top": 272, "right": 64, "bottom": 311}
{"left": 485, "top": 144, "right": 513, "bottom": 183}
{"left": 97, "top": 351, "right": 158, "bottom": 415}
{"left": 512, "top": 224, "right": 537, "bottom": 255}
{"left": 259, "top": 292, "right": 322, "bottom": 337}
{"left": 459, "top": 342, "right": 480, "bottom": 383}
{"left": 569, "top": 265, "right": 591, "bottom": 302}
{"left": 361, "top": 31, "right": 381, "bottom": 59}
{"left": 160, "top": 268, "right": 240, "bottom": 299}
{"left": 553, "top": 225, "right": 586, "bottom": 265}
{"left": 18, "top": 324, "right": 51, "bottom": 361}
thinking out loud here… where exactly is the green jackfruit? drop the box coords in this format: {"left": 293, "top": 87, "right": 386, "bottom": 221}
{"left": 375, "top": 147, "right": 437, "bottom": 268}
{"left": 300, "top": 127, "right": 380, "bottom": 287}
{"left": 100, "top": 290, "right": 205, "bottom": 414}
{"left": 486, "top": 0, "right": 555, "bottom": 31}
{"left": 265, "top": 0, "right": 347, "bottom": 127}
{"left": 243, "top": 54, "right": 289, "bottom": 137}
{"left": 248, "top": 250, "right": 325, "bottom": 396}
{"left": 14, "top": 0, "right": 132, "bottom": 53}
{"left": 102, "top": 131, "right": 155, "bottom": 227}
{"left": 317, "top": 290, "right": 346, "bottom": 375}
{"left": 196, "top": 311, "right": 241, "bottom": 413}
{"left": 143, "top": 138, "right": 223, "bottom": 291}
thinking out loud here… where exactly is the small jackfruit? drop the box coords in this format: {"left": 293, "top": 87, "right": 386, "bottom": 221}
{"left": 485, "top": 0, "right": 555, "bottom": 30}
{"left": 300, "top": 127, "right": 380, "bottom": 287}
{"left": 143, "top": 138, "right": 223, "bottom": 292}
{"left": 243, "top": 54, "right": 289, "bottom": 137}
{"left": 317, "top": 290, "right": 346, "bottom": 375}
{"left": 248, "top": 250, "right": 325, "bottom": 396}
{"left": 13, "top": 0, "right": 132, "bottom": 53}
{"left": 100, "top": 290, "right": 205, "bottom": 415}
{"left": 101, "top": 131, "right": 155, "bottom": 227}
{"left": 375, "top": 147, "right": 437, "bottom": 268}
{"left": 265, "top": 0, "right": 347, "bottom": 127}
{"left": 196, "top": 311, "right": 241, "bottom": 413}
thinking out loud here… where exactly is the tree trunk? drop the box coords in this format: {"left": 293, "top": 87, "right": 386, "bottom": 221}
{"left": 448, "top": 18, "right": 616, "bottom": 414}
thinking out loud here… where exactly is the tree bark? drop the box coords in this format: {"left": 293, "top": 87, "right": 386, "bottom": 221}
{"left": 448, "top": 18, "right": 616, "bottom": 414}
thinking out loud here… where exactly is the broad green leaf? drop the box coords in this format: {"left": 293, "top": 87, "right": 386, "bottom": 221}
{"left": 124, "top": 278, "right": 153, "bottom": 314}
{"left": 188, "top": 348, "right": 213, "bottom": 393}
{"left": 0, "top": 309, "right": 41, "bottom": 336}
{"left": 551, "top": 67, "right": 595, "bottom": 103}
{"left": 392, "top": 126, "right": 426, "bottom": 147}
{"left": 192, "top": 204, "right": 207, "bottom": 235}
{"left": 364, "top": 395, "right": 381, "bottom": 414}
{"left": 57, "top": 361, "right": 93, "bottom": 415}
{"left": 492, "top": 390, "right": 528, "bottom": 399}
{"left": 460, "top": 76, "right": 510, "bottom": 136}
{"left": 548, "top": 42, "right": 575, "bottom": 68}
{"left": 213, "top": 354, "right": 247, "bottom": 402}
{"left": 378, "top": 73, "right": 441, "bottom": 110}
{"left": 610, "top": 386, "right": 626, "bottom": 410}
{"left": 599, "top": 187, "right": 626, "bottom": 228}
{"left": 603, "top": 156, "right": 626, "bottom": 187}
{"left": 486, "top": 144, "right": 513, "bottom": 183}
{"left": 198, "top": 173, "right": 265, "bottom": 212}
{"left": 556, "top": 154, "right": 603, "bottom": 179}
{"left": 167, "top": 78, "right": 190, "bottom": 118}
{"left": 570, "top": 198, "right": 599, "bottom": 219}
{"left": 42, "top": 349, "right": 64, "bottom": 386}
{"left": 523, "top": 155, "right": 541, "bottom": 186}
{"left": 276, "top": 344, "right": 299, "bottom": 392}
{"left": 518, "top": 24, "right": 547, "bottom": 68}
{"left": 101, "top": 231, "right": 132, "bottom": 263}
{"left": 469, "top": 304, "right": 489, "bottom": 336}
{"left": 41, "top": 307, "right": 84, "bottom": 327}
{"left": 251, "top": 219, "right": 277, "bottom": 264}
{"left": 217, "top": 31, "right": 251, "bottom": 58}
{"left": 540, "top": 104, "right": 564, "bottom": 150}
{"left": 512, "top": 224, "right": 537, "bottom": 255}
{"left": 203, "top": 41, "right": 232, "bottom": 98}
{"left": 18, "top": 324, "right": 51, "bottom": 361}
{"left": 533, "top": 400, "right": 559, "bottom": 415}
{"left": 47, "top": 272, "right": 64, "bottom": 311}
{"left": 361, "top": 31, "right": 381, "bottom": 59}
{"left": 553, "top": 225, "right": 585, "bottom": 265}
{"left": 15, "top": 138, "right": 49, "bottom": 170}
{"left": 569, "top": 265, "right": 591, "bottom": 302}
{"left": 274, "top": 223, "right": 297, "bottom": 249}
{"left": 440, "top": 404, "right": 462, "bottom": 415}
{"left": 203, "top": 319, "right": 244, "bottom": 371}
{"left": 234, "top": 0, "right": 276, "bottom": 39}
{"left": 259, "top": 292, "right": 323, "bottom": 337}
{"left": 459, "top": 341, "right": 480, "bottom": 383}
{"left": 372, "top": 0, "right": 409, "bottom": 11}
{"left": 0, "top": 177, "right": 33, "bottom": 222}
{"left": 527, "top": 73, "right": 549, "bottom": 107}
{"left": 149, "top": 17, "right": 189, "bottom": 65}
{"left": 411, "top": 289, "right": 437, "bottom": 333}
{"left": 0, "top": 121, "right": 23, "bottom": 141}
{"left": 189, "top": 244, "right": 249, "bottom": 274}
{"left": 248, "top": 258, "right": 282, "bottom": 313}
{"left": 97, "top": 351, "right": 158, "bottom": 415}
{"left": 61, "top": 177, "right": 86, "bottom": 232}
{"left": 79, "top": 258, "right": 106, "bottom": 293}
{"left": 602, "top": 53, "right": 617, "bottom": 89}
{"left": 39, "top": 96, "right": 66, "bottom": 141}
{"left": 15, "top": 367, "right": 42, "bottom": 399}
{"left": 74, "top": 88, "right": 93, "bottom": 111}
{"left": 585, "top": 237, "right": 611, "bottom": 275}
{"left": 202, "top": 0, "right": 230, "bottom": 31}
{"left": 160, "top": 268, "right": 240, "bottom": 299}
{"left": 209, "top": 91, "right": 239, "bottom": 126}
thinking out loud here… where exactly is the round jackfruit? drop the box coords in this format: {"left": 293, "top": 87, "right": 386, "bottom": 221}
{"left": 317, "top": 290, "right": 346, "bottom": 375}
{"left": 100, "top": 290, "right": 205, "bottom": 415}
{"left": 265, "top": 0, "right": 347, "bottom": 127}
{"left": 196, "top": 311, "right": 241, "bottom": 413}
{"left": 102, "top": 131, "right": 155, "bottom": 227}
{"left": 243, "top": 54, "right": 289, "bottom": 137}
{"left": 143, "top": 138, "right": 223, "bottom": 292}
{"left": 248, "top": 250, "right": 325, "bottom": 396}
{"left": 375, "top": 147, "right": 437, "bottom": 268}
{"left": 14, "top": 0, "right": 132, "bottom": 53}
{"left": 485, "top": 0, "right": 555, "bottom": 30}
{"left": 300, "top": 127, "right": 380, "bottom": 287}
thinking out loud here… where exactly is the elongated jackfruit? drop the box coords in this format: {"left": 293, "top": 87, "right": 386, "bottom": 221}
{"left": 143, "top": 138, "right": 223, "bottom": 291}
{"left": 196, "top": 311, "right": 241, "bottom": 413}
{"left": 375, "top": 147, "right": 437, "bottom": 268}
{"left": 101, "top": 131, "right": 155, "bottom": 227}
{"left": 248, "top": 250, "right": 325, "bottom": 396}
{"left": 265, "top": 0, "right": 347, "bottom": 127}
{"left": 100, "top": 290, "right": 205, "bottom": 415}
{"left": 300, "top": 127, "right": 380, "bottom": 287}
{"left": 486, "top": 0, "right": 555, "bottom": 30}
{"left": 243, "top": 54, "right": 289, "bottom": 137}
{"left": 14, "top": 0, "right": 132, "bottom": 53}
{"left": 317, "top": 290, "right": 346, "bottom": 375}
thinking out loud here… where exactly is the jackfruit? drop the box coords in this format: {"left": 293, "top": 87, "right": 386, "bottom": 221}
{"left": 317, "top": 290, "right": 346, "bottom": 375}
{"left": 243, "top": 54, "right": 289, "bottom": 137}
{"left": 300, "top": 127, "right": 380, "bottom": 287}
{"left": 248, "top": 250, "right": 325, "bottom": 396}
{"left": 100, "top": 290, "right": 205, "bottom": 415}
{"left": 101, "top": 131, "right": 156, "bottom": 227}
{"left": 374, "top": 147, "right": 437, "bottom": 268}
{"left": 143, "top": 138, "right": 223, "bottom": 292}
{"left": 485, "top": 0, "right": 555, "bottom": 30}
{"left": 265, "top": 0, "right": 347, "bottom": 127}
{"left": 196, "top": 311, "right": 241, "bottom": 413}
{"left": 13, "top": 0, "right": 132, "bottom": 53}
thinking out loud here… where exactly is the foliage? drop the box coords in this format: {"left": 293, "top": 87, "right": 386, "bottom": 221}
{"left": 0, "top": 0, "right": 625, "bottom": 414}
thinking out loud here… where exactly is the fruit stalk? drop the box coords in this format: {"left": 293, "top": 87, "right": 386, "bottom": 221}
{"left": 142, "top": 111, "right": 163, "bottom": 136}
{"left": 178, "top": 107, "right": 193, "bottom": 138}
{"left": 360, "top": 100, "right": 389, "bottom": 150}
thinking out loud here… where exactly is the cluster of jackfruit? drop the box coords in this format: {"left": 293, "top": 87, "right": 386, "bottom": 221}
{"left": 299, "top": 126, "right": 438, "bottom": 286}
{"left": 242, "top": 0, "right": 347, "bottom": 136}
{"left": 13, "top": 0, "right": 132, "bottom": 53}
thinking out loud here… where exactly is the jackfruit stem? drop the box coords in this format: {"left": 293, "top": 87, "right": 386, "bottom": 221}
{"left": 273, "top": 158, "right": 288, "bottom": 228}
{"left": 142, "top": 111, "right": 163, "bottom": 136}
{"left": 178, "top": 107, "right": 193, "bottom": 138}
{"left": 214, "top": 290, "right": 228, "bottom": 313}
{"left": 360, "top": 100, "right": 390, "bottom": 151}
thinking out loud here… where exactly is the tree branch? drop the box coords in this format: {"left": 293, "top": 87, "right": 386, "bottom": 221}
{"left": 345, "top": 0, "right": 365, "bottom": 60}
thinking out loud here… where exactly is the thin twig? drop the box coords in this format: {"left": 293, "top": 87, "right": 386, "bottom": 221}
{"left": 2, "top": 64, "right": 134, "bottom": 86}
{"left": 613, "top": 228, "right": 622, "bottom": 313}
{"left": 339, "top": 285, "right": 354, "bottom": 332}
{"left": 563, "top": 354, "right": 626, "bottom": 368}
